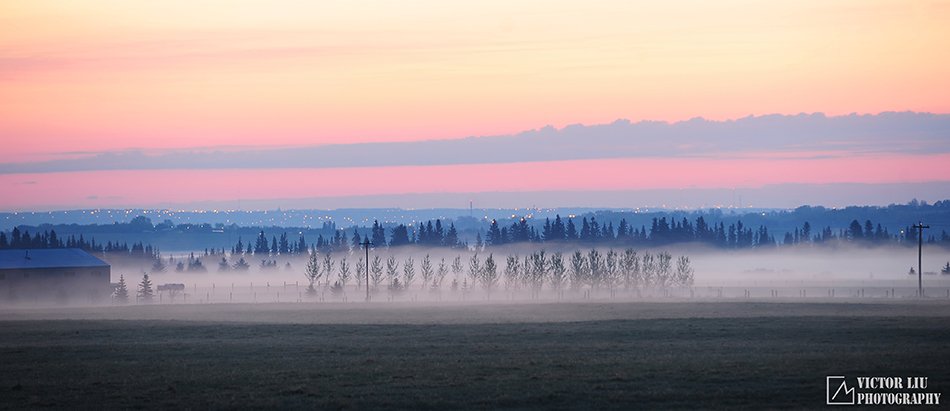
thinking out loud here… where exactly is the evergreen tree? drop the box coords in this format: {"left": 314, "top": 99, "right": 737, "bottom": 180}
{"left": 254, "top": 230, "right": 268, "bottom": 254}
{"left": 279, "top": 232, "right": 290, "bottom": 254}
{"left": 434, "top": 220, "right": 445, "bottom": 245}
{"left": 425, "top": 221, "right": 436, "bottom": 245}
{"left": 552, "top": 215, "right": 566, "bottom": 241}
{"left": 616, "top": 219, "right": 630, "bottom": 242}
{"left": 848, "top": 219, "right": 864, "bottom": 240}
{"left": 444, "top": 223, "right": 460, "bottom": 248}
{"left": 233, "top": 257, "right": 250, "bottom": 271}
{"left": 389, "top": 225, "right": 411, "bottom": 247}
{"left": 137, "top": 274, "right": 154, "bottom": 303}
{"left": 487, "top": 219, "right": 503, "bottom": 246}
{"left": 371, "top": 220, "right": 387, "bottom": 248}
{"left": 566, "top": 218, "right": 578, "bottom": 241}
{"left": 11, "top": 227, "right": 21, "bottom": 248}
{"left": 589, "top": 217, "right": 601, "bottom": 242}
{"left": 218, "top": 257, "right": 230, "bottom": 272}
{"left": 151, "top": 258, "right": 166, "bottom": 273}
{"left": 114, "top": 274, "right": 129, "bottom": 304}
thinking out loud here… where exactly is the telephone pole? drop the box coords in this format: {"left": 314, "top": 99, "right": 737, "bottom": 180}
{"left": 360, "top": 239, "right": 373, "bottom": 301}
{"left": 914, "top": 222, "right": 929, "bottom": 297}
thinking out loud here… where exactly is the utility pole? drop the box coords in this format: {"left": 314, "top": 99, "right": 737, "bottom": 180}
{"left": 360, "top": 239, "right": 373, "bottom": 301}
{"left": 914, "top": 222, "right": 929, "bottom": 297}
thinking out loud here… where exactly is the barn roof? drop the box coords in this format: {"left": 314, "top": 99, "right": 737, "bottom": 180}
{"left": 0, "top": 249, "right": 110, "bottom": 270}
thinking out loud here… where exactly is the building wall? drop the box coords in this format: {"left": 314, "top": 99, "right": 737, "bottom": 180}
{"left": 0, "top": 266, "right": 111, "bottom": 304}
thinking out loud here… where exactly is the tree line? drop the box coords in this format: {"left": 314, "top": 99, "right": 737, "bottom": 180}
{"left": 299, "top": 248, "right": 694, "bottom": 300}
{"left": 0, "top": 226, "right": 160, "bottom": 260}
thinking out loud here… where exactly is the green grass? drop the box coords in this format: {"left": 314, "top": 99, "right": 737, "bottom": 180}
{"left": 1, "top": 303, "right": 949, "bottom": 409}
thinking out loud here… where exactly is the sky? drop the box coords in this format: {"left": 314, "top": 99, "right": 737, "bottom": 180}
{"left": 2, "top": 0, "right": 949, "bottom": 210}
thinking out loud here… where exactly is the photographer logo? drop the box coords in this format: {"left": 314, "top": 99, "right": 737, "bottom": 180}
{"left": 827, "top": 376, "right": 855, "bottom": 405}
{"left": 825, "top": 376, "right": 941, "bottom": 406}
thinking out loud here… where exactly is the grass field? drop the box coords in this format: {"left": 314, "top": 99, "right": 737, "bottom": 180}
{"left": 1, "top": 301, "right": 949, "bottom": 409}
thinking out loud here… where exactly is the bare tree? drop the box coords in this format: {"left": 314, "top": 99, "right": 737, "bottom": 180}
{"left": 386, "top": 256, "right": 399, "bottom": 289}
{"left": 504, "top": 255, "right": 521, "bottom": 290}
{"left": 322, "top": 253, "right": 335, "bottom": 288}
{"left": 403, "top": 257, "right": 416, "bottom": 289}
{"left": 482, "top": 254, "right": 499, "bottom": 298}
{"left": 434, "top": 258, "right": 448, "bottom": 289}
{"left": 370, "top": 255, "right": 384, "bottom": 292}
{"left": 641, "top": 252, "right": 656, "bottom": 288}
{"left": 675, "top": 255, "right": 695, "bottom": 287}
{"left": 420, "top": 254, "right": 434, "bottom": 290}
{"left": 530, "top": 250, "right": 547, "bottom": 293}
{"left": 451, "top": 255, "right": 464, "bottom": 285}
{"left": 337, "top": 257, "right": 351, "bottom": 291}
{"left": 569, "top": 251, "right": 587, "bottom": 291}
{"left": 355, "top": 256, "right": 365, "bottom": 289}
{"left": 604, "top": 249, "right": 620, "bottom": 293}
{"left": 305, "top": 251, "right": 322, "bottom": 296}
{"left": 549, "top": 252, "right": 567, "bottom": 292}
{"left": 468, "top": 253, "right": 482, "bottom": 288}
{"left": 620, "top": 249, "right": 639, "bottom": 290}
{"left": 520, "top": 255, "right": 532, "bottom": 289}
{"left": 587, "top": 249, "right": 603, "bottom": 291}
{"left": 657, "top": 252, "right": 673, "bottom": 289}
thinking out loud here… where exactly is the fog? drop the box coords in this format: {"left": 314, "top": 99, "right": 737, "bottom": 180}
{"left": 3, "top": 243, "right": 948, "bottom": 309}
{"left": 85, "top": 243, "right": 950, "bottom": 307}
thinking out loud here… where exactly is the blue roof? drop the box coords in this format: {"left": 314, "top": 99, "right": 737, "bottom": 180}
{"left": 0, "top": 249, "right": 110, "bottom": 270}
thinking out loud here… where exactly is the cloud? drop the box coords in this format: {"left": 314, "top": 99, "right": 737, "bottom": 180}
{"left": 1, "top": 111, "right": 948, "bottom": 174}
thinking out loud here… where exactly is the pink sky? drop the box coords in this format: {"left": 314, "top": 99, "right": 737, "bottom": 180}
{"left": 2, "top": 1, "right": 950, "bottom": 209}
{"left": 3, "top": 155, "right": 948, "bottom": 210}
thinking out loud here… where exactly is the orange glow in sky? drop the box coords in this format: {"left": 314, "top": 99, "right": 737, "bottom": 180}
{"left": 2, "top": 0, "right": 949, "bottom": 160}
{"left": 2, "top": 1, "right": 949, "bottom": 209}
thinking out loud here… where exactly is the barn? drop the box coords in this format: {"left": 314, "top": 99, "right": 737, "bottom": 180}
{"left": 0, "top": 248, "right": 111, "bottom": 304}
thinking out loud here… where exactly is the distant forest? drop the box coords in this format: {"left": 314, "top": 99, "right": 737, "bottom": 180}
{"left": 1, "top": 200, "right": 949, "bottom": 261}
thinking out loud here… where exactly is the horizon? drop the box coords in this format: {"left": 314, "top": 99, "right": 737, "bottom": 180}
{"left": 2, "top": 197, "right": 947, "bottom": 230}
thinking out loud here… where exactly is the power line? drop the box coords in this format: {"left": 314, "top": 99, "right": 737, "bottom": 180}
{"left": 914, "top": 222, "right": 929, "bottom": 297}
{"left": 360, "top": 239, "right": 373, "bottom": 302}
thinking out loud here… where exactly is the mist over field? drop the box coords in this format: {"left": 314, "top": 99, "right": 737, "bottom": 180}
{"left": 67, "top": 242, "right": 943, "bottom": 308}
